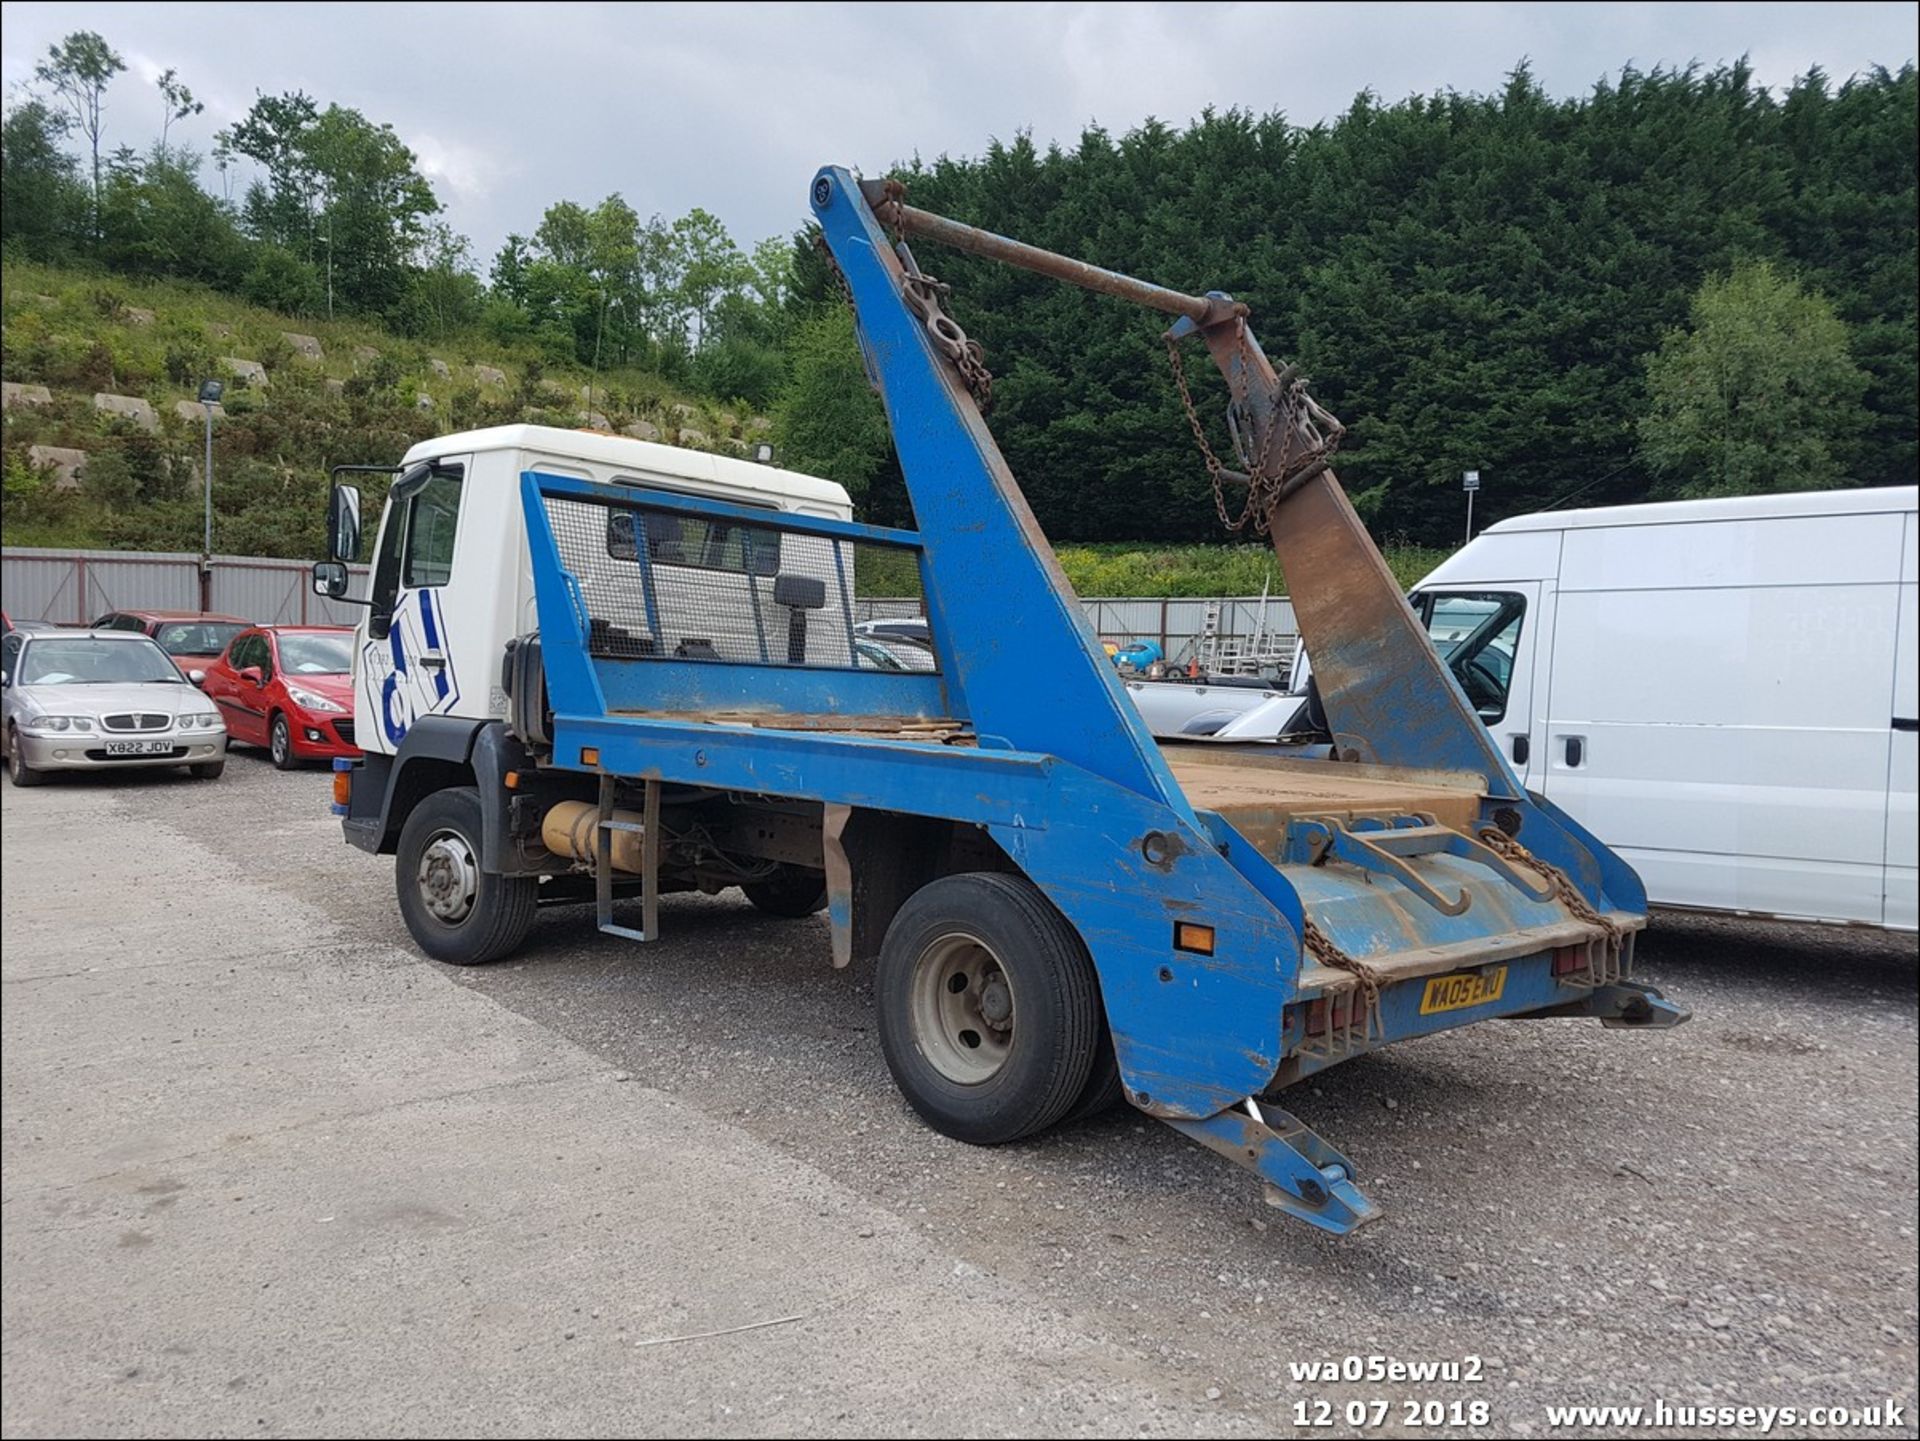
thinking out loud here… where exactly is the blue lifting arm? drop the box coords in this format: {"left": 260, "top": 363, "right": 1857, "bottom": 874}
{"left": 815, "top": 169, "right": 1522, "bottom": 799}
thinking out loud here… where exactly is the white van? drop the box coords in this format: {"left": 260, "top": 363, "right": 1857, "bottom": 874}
{"left": 1228, "top": 486, "right": 1918, "bottom": 932}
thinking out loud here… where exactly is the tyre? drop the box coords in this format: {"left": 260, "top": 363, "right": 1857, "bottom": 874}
{"left": 269, "top": 713, "right": 297, "bottom": 770}
{"left": 741, "top": 864, "right": 828, "bottom": 918}
{"left": 876, "top": 871, "right": 1101, "bottom": 1146}
{"left": 7, "top": 727, "right": 45, "bottom": 788}
{"left": 1059, "top": 1028, "right": 1126, "bottom": 1126}
{"left": 189, "top": 760, "right": 225, "bottom": 780}
{"left": 396, "top": 786, "right": 538, "bottom": 965}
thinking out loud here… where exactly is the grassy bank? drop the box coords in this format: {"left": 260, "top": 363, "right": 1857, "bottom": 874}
{"left": 854, "top": 539, "right": 1450, "bottom": 598}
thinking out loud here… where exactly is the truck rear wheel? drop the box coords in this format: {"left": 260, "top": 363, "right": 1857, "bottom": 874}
{"left": 741, "top": 865, "right": 828, "bottom": 917}
{"left": 1061, "top": 1030, "right": 1126, "bottom": 1125}
{"left": 876, "top": 872, "right": 1100, "bottom": 1146}
{"left": 396, "top": 787, "right": 537, "bottom": 965}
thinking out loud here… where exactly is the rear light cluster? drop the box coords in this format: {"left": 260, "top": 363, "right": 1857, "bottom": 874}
{"left": 1551, "top": 944, "right": 1589, "bottom": 977}
{"left": 1303, "top": 992, "right": 1362, "bottom": 1037}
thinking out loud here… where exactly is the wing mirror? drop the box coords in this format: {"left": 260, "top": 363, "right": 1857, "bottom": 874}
{"left": 189, "top": 669, "right": 208, "bottom": 688}
{"left": 312, "top": 560, "right": 350, "bottom": 600}
{"left": 239, "top": 666, "right": 264, "bottom": 688}
{"left": 326, "top": 483, "right": 362, "bottom": 563}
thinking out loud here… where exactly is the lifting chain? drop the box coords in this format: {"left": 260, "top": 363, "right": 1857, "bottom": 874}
{"left": 1476, "top": 825, "right": 1627, "bottom": 969}
{"left": 898, "top": 263, "right": 994, "bottom": 413}
{"left": 1166, "top": 324, "right": 1345, "bottom": 535}
{"left": 813, "top": 184, "right": 994, "bottom": 414}
{"left": 1300, "top": 917, "right": 1383, "bottom": 1041}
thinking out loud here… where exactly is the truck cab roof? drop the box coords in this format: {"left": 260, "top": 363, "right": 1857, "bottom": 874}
{"left": 400, "top": 424, "right": 852, "bottom": 514}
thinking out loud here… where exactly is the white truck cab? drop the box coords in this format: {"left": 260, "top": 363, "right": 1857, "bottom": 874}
{"left": 343, "top": 425, "right": 854, "bottom": 755}
{"left": 1234, "top": 486, "right": 1919, "bottom": 932}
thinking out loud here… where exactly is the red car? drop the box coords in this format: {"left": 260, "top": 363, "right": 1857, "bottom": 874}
{"left": 199, "top": 625, "right": 360, "bottom": 769}
{"left": 93, "top": 610, "right": 253, "bottom": 676}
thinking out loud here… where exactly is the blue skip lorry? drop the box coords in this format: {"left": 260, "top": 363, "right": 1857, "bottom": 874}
{"left": 314, "top": 168, "right": 1687, "bottom": 1235}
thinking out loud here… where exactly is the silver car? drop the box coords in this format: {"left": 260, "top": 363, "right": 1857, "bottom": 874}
{"left": 1, "top": 629, "right": 227, "bottom": 787}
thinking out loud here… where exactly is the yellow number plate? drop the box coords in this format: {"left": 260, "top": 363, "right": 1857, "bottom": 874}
{"left": 1419, "top": 967, "right": 1508, "bottom": 1015}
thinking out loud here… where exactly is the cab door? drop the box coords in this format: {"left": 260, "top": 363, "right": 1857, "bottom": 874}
{"left": 359, "top": 457, "right": 473, "bottom": 750}
{"left": 1410, "top": 584, "right": 1543, "bottom": 789}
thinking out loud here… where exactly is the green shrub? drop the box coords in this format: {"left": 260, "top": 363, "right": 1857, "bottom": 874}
{"left": 80, "top": 450, "right": 137, "bottom": 507}
{"left": 241, "top": 247, "right": 324, "bottom": 316}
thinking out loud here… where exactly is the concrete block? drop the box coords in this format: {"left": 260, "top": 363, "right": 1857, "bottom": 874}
{"left": 416, "top": 392, "right": 434, "bottom": 411}
{"left": 222, "top": 357, "right": 269, "bottom": 388}
{"left": 173, "top": 399, "right": 225, "bottom": 423}
{"left": 92, "top": 393, "right": 159, "bottom": 432}
{"left": 678, "top": 428, "right": 710, "bottom": 447}
{"left": 124, "top": 307, "right": 156, "bottom": 327}
{"left": 353, "top": 345, "right": 380, "bottom": 363}
{"left": 578, "top": 411, "right": 611, "bottom": 430}
{"left": 622, "top": 420, "right": 661, "bottom": 442}
{"left": 280, "top": 332, "right": 324, "bottom": 362}
{"left": 27, "top": 445, "right": 87, "bottom": 491}
{"left": 473, "top": 364, "right": 507, "bottom": 387}
{"left": 2, "top": 382, "right": 53, "bottom": 410}
{"left": 325, "top": 378, "right": 346, "bottom": 395}
{"left": 428, "top": 358, "right": 451, "bottom": 379}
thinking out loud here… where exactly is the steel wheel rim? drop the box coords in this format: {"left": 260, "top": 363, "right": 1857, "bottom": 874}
{"left": 417, "top": 828, "right": 479, "bottom": 925}
{"left": 910, "top": 931, "right": 1017, "bottom": 1085}
{"left": 271, "top": 719, "right": 289, "bottom": 765}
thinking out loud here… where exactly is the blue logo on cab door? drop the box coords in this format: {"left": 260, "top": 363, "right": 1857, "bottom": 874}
{"left": 362, "top": 590, "right": 460, "bottom": 744}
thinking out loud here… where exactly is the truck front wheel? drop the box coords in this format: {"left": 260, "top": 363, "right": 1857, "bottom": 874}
{"left": 396, "top": 787, "right": 537, "bottom": 965}
{"left": 876, "top": 872, "right": 1101, "bottom": 1146}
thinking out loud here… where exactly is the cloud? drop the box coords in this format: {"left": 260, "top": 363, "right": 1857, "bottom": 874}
{"left": 0, "top": 0, "right": 1911, "bottom": 264}
{"left": 408, "top": 131, "right": 505, "bottom": 207}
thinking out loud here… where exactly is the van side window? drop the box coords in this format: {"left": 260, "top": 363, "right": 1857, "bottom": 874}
{"left": 1417, "top": 591, "right": 1525, "bottom": 723}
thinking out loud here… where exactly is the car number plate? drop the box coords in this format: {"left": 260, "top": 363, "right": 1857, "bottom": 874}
{"left": 104, "top": 739, "right": 174, "bottom": 755}
{"left": 1419, "top": 966, "right": 1507, "bottom": 1015}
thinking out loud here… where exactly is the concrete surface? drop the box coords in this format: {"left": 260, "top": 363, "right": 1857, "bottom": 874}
{"left": 3, "top": 759, "right": 1916, "bottom": 1438}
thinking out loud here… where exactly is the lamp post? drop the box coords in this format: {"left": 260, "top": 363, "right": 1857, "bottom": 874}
{"left": 198, "top": 379, "right": 224, "bottom": 610}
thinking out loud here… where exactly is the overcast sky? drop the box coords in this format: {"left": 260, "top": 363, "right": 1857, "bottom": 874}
{"left": 2, "top": 1, "right": 1913, "bottom": 265}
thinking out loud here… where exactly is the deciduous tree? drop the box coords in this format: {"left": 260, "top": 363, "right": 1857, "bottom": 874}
{"left": 33, "top": 30, "right": 124, "bottom": 239}
{"left": 1639, "top": 260, "right": 1869, "bottom": 497}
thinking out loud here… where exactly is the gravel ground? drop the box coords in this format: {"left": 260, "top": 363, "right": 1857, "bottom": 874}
{"left": 7, "top": 756, "right": 1918, "bottom": 1438}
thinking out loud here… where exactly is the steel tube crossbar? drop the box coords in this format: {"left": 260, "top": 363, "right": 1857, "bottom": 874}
{"left": 871, "top": 189, "right": 1226, "bottom": 324}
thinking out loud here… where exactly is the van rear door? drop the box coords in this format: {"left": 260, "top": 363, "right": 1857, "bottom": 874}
{"left": 1886, "top": 510, "right": 1917, "bottom": 930}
